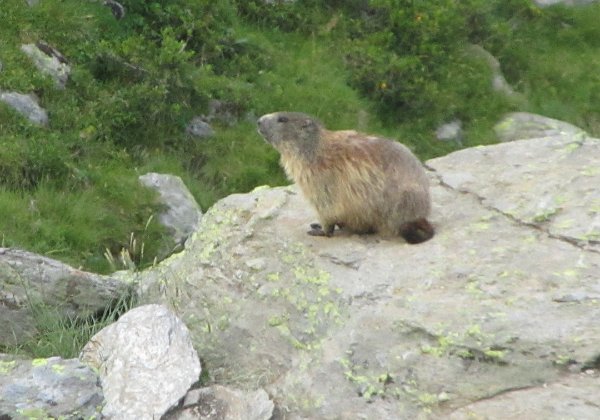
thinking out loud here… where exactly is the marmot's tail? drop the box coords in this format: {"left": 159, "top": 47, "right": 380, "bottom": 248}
{"left": 400, "top": 218, "right": 434, "bottom": 244}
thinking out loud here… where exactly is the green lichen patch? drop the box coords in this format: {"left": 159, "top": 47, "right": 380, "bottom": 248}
{"left": 0, "top": 359, "right": 17, "bottom": 374}
{"left": 339, "top": 357, "right": 391, "bottom": 401}
{"left": 195, "top": 208, "right": 240, "bottom": 264}
{"left": 266, "top": 242, "right": 345, "bottom": 351}
{"left": 31, "top": 358, "right": 49, "bottom": 367}
{"left": 16, "top": 407, "right": 51, "bottom": 419}
{"left": 51, "top": 363, "right": 66, "bottom": 374}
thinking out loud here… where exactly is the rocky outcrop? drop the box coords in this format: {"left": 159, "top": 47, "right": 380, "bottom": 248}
{"left": 1, "top": 113, "right": 598, "bottom": 417}
{"left": 80, "top": 304, "right": 201, "bottom": 419}
{"left": 0, "top": 248, "right": 131, "bottom": 346}
{"left": 135, "top": 129, "right": 600, "bottom": 418}
{"left": 0, "top": 92, "right": 48, "bottom": 126}
{"left": 495, "top": 112, "right": 587, "bottom": 142}
{"left": 139, "top": 172, "right": 203, "bottom": 260}
{"left": 0, "top": 354, "right": 103, "bottom": 418}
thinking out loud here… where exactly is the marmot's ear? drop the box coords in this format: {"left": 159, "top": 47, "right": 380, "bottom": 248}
{"left": 301, "top": 119, "right": 313, "bottom": 129}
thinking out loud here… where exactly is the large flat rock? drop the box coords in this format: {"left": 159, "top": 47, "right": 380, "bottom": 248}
{"left": 137, "top": 134, "right": 600, "bottom": 418}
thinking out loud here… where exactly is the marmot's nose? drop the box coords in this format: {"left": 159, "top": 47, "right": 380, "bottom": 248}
{"left": 257, "top": 115, "right": 269, "bottom": 136}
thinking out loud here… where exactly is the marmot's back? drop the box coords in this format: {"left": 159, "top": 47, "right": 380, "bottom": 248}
{"left": 257, "top": 112, "right": 434, "bottom": 243}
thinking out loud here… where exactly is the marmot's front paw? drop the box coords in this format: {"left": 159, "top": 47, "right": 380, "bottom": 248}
{"left": 307, "top": 223, "right": 333, "bottom": 237}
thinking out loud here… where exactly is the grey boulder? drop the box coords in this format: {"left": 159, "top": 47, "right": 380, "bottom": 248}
{"left": 0, "top": 354, "right": 103, "bottom": 419}
{"left": 0, "top": 92, "right": 48, "bottom": 126}
{"left": 139, "top": 172, "right": 203, "bottom": 260}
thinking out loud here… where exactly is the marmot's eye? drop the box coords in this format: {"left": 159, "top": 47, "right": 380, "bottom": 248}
{"left": 277, "top": 116, "right": 289, "bottom": 123}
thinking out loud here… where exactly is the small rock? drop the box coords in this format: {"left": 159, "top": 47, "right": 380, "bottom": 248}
{"left": 186, "top": 117, "right": 215, "bottom": 138}
{"left": 0, "top": 354, "right": 103, "bottom": 418}
{"left": 435, "top": 120, "right": 463, "bottom": 143}
{"left": 164, "top": 385, "right": 274, "bottom": 420}
{"left": 80, "top": 304, "right": 201, "bottom": 420}
{"left": 0, "top": 92, "right": 48, "bottom": 126}
{"left": 139, "top": 172, "right": 202, "bottom": 260}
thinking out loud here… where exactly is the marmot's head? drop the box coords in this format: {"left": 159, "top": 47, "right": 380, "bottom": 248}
{"left": 257, "top": 112, "right": 322, "bottom": 159}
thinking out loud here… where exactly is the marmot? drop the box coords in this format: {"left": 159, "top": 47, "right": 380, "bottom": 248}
{"left": 257, "top": 112, "right": 434, "bottom": 244}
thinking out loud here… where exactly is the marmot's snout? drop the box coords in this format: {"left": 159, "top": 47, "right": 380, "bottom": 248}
{"left": 257, "top": 114, "right": 274, "bottom": 143}
{"left": 257, "top": 115, "right": 267, "bottom": 135}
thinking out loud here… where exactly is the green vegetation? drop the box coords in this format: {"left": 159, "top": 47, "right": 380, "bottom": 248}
{"left": 7, "top": 292, "right": 136, "bottom": 359}
{"left": 1, "top": 0, "right": 600, "bottom": 275}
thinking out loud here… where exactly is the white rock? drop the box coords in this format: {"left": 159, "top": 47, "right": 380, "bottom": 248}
{"left": 139, "top": 172, "right": 202, "bottom": 259}
{"left": 80, "top": 304, "right": 201, "bottom": 419}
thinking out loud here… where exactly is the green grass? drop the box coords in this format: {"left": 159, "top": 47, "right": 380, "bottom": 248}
{"left": 488, "top": 2, "right": 600, "bottom": 135}
{"left": 2, "top": 292, "right": 136, "bottom": 359}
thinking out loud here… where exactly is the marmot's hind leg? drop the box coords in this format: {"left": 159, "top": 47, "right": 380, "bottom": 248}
{"left": 399, "top": 218, "right": 434, "bottom": 244}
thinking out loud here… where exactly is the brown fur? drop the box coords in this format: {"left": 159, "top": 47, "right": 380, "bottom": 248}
{"left": 257, "top": 112, "right": 434, "bottom": 244}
